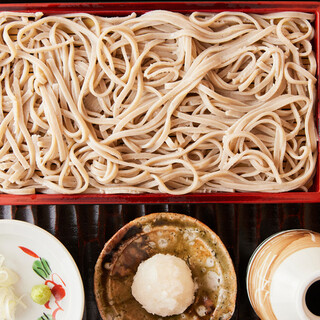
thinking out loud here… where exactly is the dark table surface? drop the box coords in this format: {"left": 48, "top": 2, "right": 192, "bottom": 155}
{"left": 2, "top": 203, "right": 320, "bottom": 319}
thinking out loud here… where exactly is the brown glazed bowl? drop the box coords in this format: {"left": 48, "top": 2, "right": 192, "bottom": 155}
{"left": 94, "top": 212, "right": 237, "bottom": 320}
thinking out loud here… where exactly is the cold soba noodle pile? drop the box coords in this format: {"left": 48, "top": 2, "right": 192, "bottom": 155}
{"left": 0, "top": 10, "right": 316, "bottom": 194}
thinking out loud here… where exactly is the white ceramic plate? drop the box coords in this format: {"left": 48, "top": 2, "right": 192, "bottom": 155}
{"left": 0, "top": 219, "right": 84, "bottom": 320}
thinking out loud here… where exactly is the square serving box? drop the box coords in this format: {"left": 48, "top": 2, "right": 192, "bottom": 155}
{"left": 0, "top": 1, "right": 319, "bottom": 205}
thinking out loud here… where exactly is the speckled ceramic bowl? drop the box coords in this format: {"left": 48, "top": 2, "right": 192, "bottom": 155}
{"left": 94, "top": 212, "right": 237, "bottom": 320}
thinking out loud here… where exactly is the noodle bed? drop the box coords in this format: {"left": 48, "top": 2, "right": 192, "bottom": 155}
{"left": 0, "top": 1, "right": 318, "bottom": 203}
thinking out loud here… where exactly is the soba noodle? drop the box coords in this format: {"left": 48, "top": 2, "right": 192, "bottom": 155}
{"left": 0, "top": 10, "right": 316, "bottom": 194}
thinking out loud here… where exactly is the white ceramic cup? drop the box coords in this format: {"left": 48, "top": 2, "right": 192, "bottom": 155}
{"left": 246, "top": 229, "right": 320, "bottom": 320}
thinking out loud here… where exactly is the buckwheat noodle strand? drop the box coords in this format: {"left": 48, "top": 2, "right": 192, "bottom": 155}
{"left": 0, "top": 10, "right": 316, "bottom": 194}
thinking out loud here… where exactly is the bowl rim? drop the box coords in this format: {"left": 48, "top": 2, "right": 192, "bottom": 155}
{"left": 94, "top": 212, "right": 237, "bottom": 320}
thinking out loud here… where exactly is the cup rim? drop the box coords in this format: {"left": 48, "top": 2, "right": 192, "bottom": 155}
{"left": 246, "top": 229, "right": 316, "bottom": 308}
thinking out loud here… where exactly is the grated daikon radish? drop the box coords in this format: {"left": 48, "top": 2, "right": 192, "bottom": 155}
{"left": 131, "top": 254, "right": 196, "bottom": 317}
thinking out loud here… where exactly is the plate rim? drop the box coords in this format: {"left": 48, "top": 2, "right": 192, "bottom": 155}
{"left": 0, "top": 219, "right": 85, "bottom": 320}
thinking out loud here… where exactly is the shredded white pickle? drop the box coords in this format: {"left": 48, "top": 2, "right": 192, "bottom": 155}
{"left": 0, "top": 255, "right": 25, "bottom": 320}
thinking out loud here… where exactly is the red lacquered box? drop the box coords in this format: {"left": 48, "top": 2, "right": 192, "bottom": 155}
{"left": 0, "top": 1, "right": 319, "bottom": 205}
